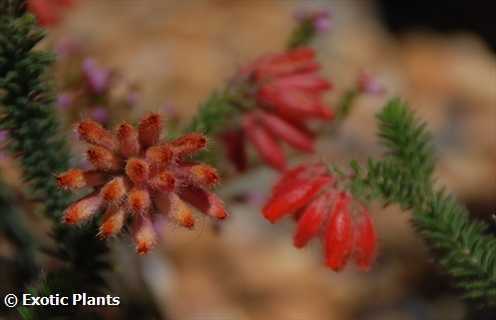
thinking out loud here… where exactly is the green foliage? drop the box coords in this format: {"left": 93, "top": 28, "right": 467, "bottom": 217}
{"left": 414, "top": 192, "right": 496, "bottom": 303}
{"left": 184, "top": 89, "right": 244, "bottom": 165}
{"left": 0, "top": 14, "right": 69, "bottom": 219}
{"left": 376, "top": 98, "right": 435, "bottom": 181}
{"left": 0, "top": 178, "right": 38, "bottom": 283}
{"left": 288, "top": 20, "right": 316, "bottom": 49}
{"left": 0, "top": 8, "right": 109, "bottom": 319}
{"left": 363, "top": 158, "right": 432, "bottom": 209}
{"left": 345, "top": 98, "right": 496, "bottom": 306}
{"left": 185, "top": 90, "right": 240, "bottom": 136}
{"left": 335, "top": 89, "right": 358, "bottom": 121}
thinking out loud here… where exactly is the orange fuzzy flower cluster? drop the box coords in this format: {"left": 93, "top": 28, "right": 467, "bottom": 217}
{"left": 57, "top": 114, "right": 228, "bottom": 254}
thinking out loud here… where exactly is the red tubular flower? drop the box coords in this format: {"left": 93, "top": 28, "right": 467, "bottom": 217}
{"left": 263, "top": 172, "right": 332, "bottom": 223}
{"left": 353, "top": 209, "right": 377, "bottom": 271}
{"left": 250, "top": 48, "right": 319, "bottom": 80}
{"left": 263, "top": 162, "right": 378, "bottom": 271}
{"left": 28, "top": 0, "right": 76, "bottom": 27}
{"left": 271, "top": 162, "right": 328, "bottom": 197}
{"left": 243, "top": 113, "right": 286, "bottom": 171}
{"left": 293, "top": 191, "right": 334, "bottom": 248}
{"left": 57, "top": 114, "right": 228, "bottom": 254}
{"left": 223, "top": 47, "right": 333, "bottom": 171}
{"left": 220, "top": 129, "right": 247, "bottom": 172}
{"left": 257, "top": 111, "right": 314, "bottom": 152}
{"left": 324, "top": 192, "right": 353, "bottom": 271}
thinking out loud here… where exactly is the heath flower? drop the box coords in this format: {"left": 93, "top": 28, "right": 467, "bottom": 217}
{"left": 224, "top": 47, "right": 333, "bottom": 171}
{"left": 263, "top": 162, "right": 377, "bottom": 271}
{"left": 57, "top": 114, "right": 228, "bottom": 254}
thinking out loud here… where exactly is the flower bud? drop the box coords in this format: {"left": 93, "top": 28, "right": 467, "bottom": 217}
{"left": 99, "top": 206, "right": 127, "bottom": 238}
{"left": 148, "top": 171, "right": 176, "bottom": 192}
{"left": 170, "top": 133, "right": 207, "bottom": 158}
{"left": 325, "top": 193, "right": 353, "bottom": 271}
{"left": 145, "top": 145, "right": 173, "bottom": 166}
{"left": 125, "top": 158, "right": 150, "bottom": 184}
{"left": 63, "top": 194, "right": 103, "bottom": 224}
{"left": 57, "top": 169, "right": 86, "bottom": 190}
{"left": 169, "top": 193, "right": 195, "bottom": 228}
{"left": 258, "top": 111, "right": 314, "bottom": 152}
{"left": 179, "top": 186, "right": 228, "bottom": 220}
{"left": 100, "top": 177, "right": 127, "bottom": 203}
{"left": 132, "top": 214, "right": 156, "bottom": 255}
{"left": 263, "top": 175, "right": 332, "bottom": 223}
{"left": 353, "top": 209, "right": 377, "bottom": 271}
{"left": 138, "top": 113, "right": 162, "bottom": 148}
{"left": 189, "top": 164, "right": 219, "bottom": 187}
{"left": 76, "top": 119, "right": 115, "bottom": 150}
{"left": 117, "top": 122, "right": 140, "bottom": 157}
{"left": 87, "top": 146, "right": 121, "bottom": 171}
{"left": 128, "top": 188, "right": 151, "bottom": 215}
{"left": 293, "top": 192, "right": 334, "bottom": 248}
{"left": 243, "top": 114, "right": 286, "bottom": 171}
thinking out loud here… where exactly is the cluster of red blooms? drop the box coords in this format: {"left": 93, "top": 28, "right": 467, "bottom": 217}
{"left": 56, "top": 114, "right": 228, "bottom": 254}
{"left": 28, "top": 0, "right": 75, "bottom": 26}
{"left": 223, "top": 47, "right": 333, "bottom": 172}
{"left": 263, "top": 162, "right": 377, "bottom": 271}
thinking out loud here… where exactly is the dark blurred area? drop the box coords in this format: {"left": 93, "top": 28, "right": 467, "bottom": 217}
{"left": 378, "top": 0, "right": 496, "bottom": 52}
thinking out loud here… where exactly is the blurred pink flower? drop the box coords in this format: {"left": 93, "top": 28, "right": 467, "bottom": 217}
{"left": 55, "top": 37, "right": 82, "bottom": 59}
{"left": 82, "top": 58, "right": 111, "bottom": 95}
{"left": 295, "top": 8, "right": 333, "bottom": 33}
{"left": 56, "top": 93, "right": 73, "bottom": 110}
{"left": 89, "top": 107, "right": 109, "bottom": 123}
{"left": 0, "top": 130, "right": 8, "bottom": 143}
{"left": 127, "top": 91, "right": 140, "bottom": 107}
{"left": 357, "top": 71, "right": 385, "bottom": 95}
{"left": 162, "top": 103, "right": 179, "bottom": 119}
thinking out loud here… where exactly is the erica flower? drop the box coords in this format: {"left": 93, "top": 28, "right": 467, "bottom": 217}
{"left": 295, "top": 8, "right": 333, "bottom": 33}
{"left": 89, "top": 106, "right": 109, "bottom": 123}
{"left": 356, "top": 71, "right": 385, "bottom": 95}
{"left": 56, "top": 92, "right": 73, "bottom": 110}
{"left": 28, "top": 0, "right": 75, "bottom": 27}
{"left": 263, "top": 162, "right": 377, "bottom": 271}
{"left": 57, "top": 114, "right": 228, "bottom": 254}
{"left": 82, "top": 58, "right": 112, "bottom": 95}
{"left": 224, "top": 47, "right": 333, "bottom": 171}
{"left": 55, "top": 37, "right": 82, "bottom": 59}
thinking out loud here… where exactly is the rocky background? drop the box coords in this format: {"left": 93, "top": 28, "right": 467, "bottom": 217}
{"left": 1, "top": 1, "right": 494, "bottom": 319}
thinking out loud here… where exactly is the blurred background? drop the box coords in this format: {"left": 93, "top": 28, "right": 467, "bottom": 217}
{"left": 1, "top": 0, "right": 495, "bottom": 319}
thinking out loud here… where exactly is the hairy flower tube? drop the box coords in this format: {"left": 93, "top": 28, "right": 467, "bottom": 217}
{"left": 56, "top": 114, "right": 228, "bottom": 254}
{"left": 223, "top": 47, "right": 333, "bottom": 171}
{"left": 28, "top": 0, "right": 75, "bottom": 26}
{"left": 263, "top": 162, "right": 377, "bottom": 271}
